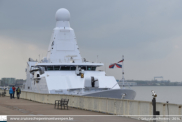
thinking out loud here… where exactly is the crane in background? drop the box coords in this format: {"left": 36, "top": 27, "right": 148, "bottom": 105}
{"left": 154, "top": 76, "right": 163, "bottom": 81}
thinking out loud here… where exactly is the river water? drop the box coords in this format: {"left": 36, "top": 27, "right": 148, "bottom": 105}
{"left": 129, "top": 86, "right": 182, "bottom": 104}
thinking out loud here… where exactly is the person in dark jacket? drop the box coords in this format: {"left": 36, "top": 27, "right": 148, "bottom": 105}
{"left": 12, "top": 86, "right": 16, "bottom": 98}
{"left": 9, "top": 87, "right": 13, "bottom": 99}
{"left": 16, "top": 86, "right": 21, "bottom": 99}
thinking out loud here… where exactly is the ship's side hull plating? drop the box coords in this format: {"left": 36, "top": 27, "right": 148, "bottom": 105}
{"left": 82, "top": 89, "right": 136, "bottom": 100}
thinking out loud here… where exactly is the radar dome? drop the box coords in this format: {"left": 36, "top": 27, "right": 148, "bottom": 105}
{"left": 55, "top": 8, "right": 70, "bottom": 21}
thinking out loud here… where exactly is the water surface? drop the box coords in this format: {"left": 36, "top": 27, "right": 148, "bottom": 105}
{"left": 130, "top": 86, "right": 182, "bottom": 104}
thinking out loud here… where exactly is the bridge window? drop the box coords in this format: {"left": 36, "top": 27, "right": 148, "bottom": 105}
{"left": 87, "top": 66, "right": 96, "bottom": 71}
{"left": 61, "top": 66, "right": 70, "bottom": 70}
{"left": 47, "top": 66, "right": 53, "bottom": 71}
{"left": 54, "top": 66, "right": 60, "bottom": 70}
{"left": 80, "top": 66, "right": 86, "bottom": 70}
{"left": 38, "top": 65, "right": 97, "bottom": 71}
{"left": 92, "top": 67, "right": 96, "bottom": 70}
{"left": 70, "top": 66, "right": 76, "bottom": 70}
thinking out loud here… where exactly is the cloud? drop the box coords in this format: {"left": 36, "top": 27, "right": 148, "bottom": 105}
{"left": 0, "top": 36, "right": 46, "bottom": 79}
{"left": 0, "top": 0, "right": 182, "bottom": 81}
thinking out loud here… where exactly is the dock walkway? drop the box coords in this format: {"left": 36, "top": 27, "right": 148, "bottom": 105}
{"left": 0, "top": 97, "right": 141, "bottom": 122}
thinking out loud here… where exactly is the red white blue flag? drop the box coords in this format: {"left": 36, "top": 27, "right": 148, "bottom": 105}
{"left": 118, "top": 59, "right": 124, "bottom": 63}
{"left": 109, "top": 59, "right": 124, "bottom": 68}
{"left": 109, "top": 63, "right": 122, "bottom": 68}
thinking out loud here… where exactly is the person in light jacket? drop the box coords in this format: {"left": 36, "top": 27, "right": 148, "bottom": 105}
{"left": 9, "top": 87, "right": 13, "bottom": 99}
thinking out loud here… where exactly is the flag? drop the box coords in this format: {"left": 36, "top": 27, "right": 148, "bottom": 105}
{"left": 109, "top": 59, "right": 124, "bottom": 68}
{"left": 109, "top": 63, "right": 122, "bottom": 68}
{"left": 115, "top": 63, "right": 122, "bottom": 68}
{"left": 109, "top": 63, "right": 115, "bottom": 68}
{"left": 118, "top": 59, "right": 124, "bottom": 63}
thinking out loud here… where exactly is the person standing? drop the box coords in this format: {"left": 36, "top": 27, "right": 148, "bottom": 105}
{"left": 12, "top": 86, "right": 16, "bottom": 98}
{"left": 16, "top": 86, "right": 21, "bottom": 99}
{"left": 9, "top": 87, "right": 13, "bottom": 99}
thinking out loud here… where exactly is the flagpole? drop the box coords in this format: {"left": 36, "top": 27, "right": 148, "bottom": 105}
{"left": 122, "top": 55, "right": 125, "bottom": 88}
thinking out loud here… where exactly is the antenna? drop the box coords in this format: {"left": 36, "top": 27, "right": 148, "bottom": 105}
{"left": 97, "top": 55, "right": 98, "bottom": 63}
{"left": 39, "top": 54, "right": 40, "bottom": 62}
{"left": 42, "top": 53, "right": 43, "bottom": 61}
{"left": 105, "top": 62, "right": 107, "bottom": 75}
{"left": 122, "top": 55, "right": 125, "bottom": 88}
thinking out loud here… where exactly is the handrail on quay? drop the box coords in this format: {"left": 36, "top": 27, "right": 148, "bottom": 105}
{"left": 1, "top": 89, "right": 182, "bottom": 121}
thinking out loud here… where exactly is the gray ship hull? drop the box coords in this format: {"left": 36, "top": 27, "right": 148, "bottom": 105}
{"left": 82, "top": 88, "right": 136, "bottom": 100}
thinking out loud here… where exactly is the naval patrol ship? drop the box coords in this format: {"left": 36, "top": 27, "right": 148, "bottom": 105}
{"left": 23, "top": 8, "right": 136, "bottom": 100}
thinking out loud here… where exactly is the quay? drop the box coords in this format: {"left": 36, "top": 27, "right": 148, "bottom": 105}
{"left": 1, "top": 89, "right": 182, "bottom": 122}
{"left": 0, "top": 97, "right": 140, "bottom": 122}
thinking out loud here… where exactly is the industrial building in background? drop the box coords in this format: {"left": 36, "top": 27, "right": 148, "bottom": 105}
{"left": 0, "top": 78, "right": 25, "bottom": 87}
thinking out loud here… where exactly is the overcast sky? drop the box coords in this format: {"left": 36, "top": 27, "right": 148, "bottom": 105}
{"left": 0, "top": 0, "right": 182, "bottom": 81}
